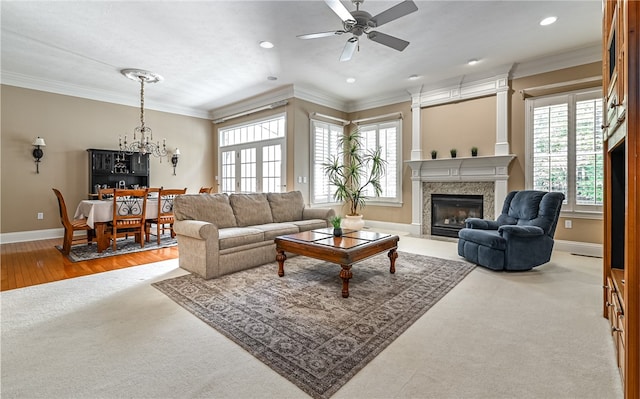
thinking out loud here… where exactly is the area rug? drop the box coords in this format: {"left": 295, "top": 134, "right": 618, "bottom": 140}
{"left": 152, "top": 251, "right": 475, "bottom": 399}
{"left": 57, "top": 234, "right": 177, "bottom": 262}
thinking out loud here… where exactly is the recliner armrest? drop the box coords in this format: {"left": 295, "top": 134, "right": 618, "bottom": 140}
{"left": 465, "top": 218, "right": 500, "bottom": 230}
{"left": 498, "top": 225, "right": 544, "bottom": 238}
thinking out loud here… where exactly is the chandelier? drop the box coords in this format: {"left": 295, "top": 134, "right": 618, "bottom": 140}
{"left": 118, "top": 69, "right": 168, "bottom": 158}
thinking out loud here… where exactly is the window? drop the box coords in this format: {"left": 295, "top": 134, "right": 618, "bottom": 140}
{"left": 310, "top": 119, "right": 343, "bottom": 204}
{"left": 218, "top": 114, "right": 286, "bottom": 193}
{"left": 310, "top": 118, "right": 402, "bottom": 206}
{"left": 525, "top": 88, "right": 603, "bottom": 216}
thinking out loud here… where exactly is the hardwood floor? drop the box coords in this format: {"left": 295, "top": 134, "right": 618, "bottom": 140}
{"left": 0, "top": 238, "right": 179, "bottom": 291}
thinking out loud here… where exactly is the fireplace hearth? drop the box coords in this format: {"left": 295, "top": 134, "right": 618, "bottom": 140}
{"left": 431, "top": 194, "right": 483, "bottom": 238}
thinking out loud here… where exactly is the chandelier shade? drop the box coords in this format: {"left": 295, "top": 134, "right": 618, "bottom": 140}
{"left": 118, "top": 69, "right": 169, "bottom": 158}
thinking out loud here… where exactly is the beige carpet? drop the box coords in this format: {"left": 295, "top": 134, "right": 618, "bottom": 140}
{"left": 152, "top": 252, "right": 474, "bottom": 399}
{"left": 0, "top": 236, "right": 623, "bottom": 398}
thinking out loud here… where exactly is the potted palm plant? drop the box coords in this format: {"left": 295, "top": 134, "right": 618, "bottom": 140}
{"left": 323, "top": 129, "right": 387, "bottom": 230}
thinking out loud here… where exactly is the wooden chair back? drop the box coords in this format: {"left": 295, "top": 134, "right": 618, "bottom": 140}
{"left": 52, "top": 188, "right": 94, "bottom": 254}
{"left": 98, "top": 188, "right": 115, "bottom": 200}
{"left": 110, "top": 188, "right": 149, "bottom": 251}
{"left": 199, "top": 187, "right": 214, "bottom": 194}
{"left": 146, "top": 188, "right": 186, "bottom": 245}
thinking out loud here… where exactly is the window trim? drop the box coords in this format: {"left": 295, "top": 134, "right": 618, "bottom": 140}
{"left": 217, "top": 113, "right": 287, "bottom": 193}
{"left": 524, "top": 87, "right": 603, "bottom": 219}
{"left": 310, "top": 117, "right": 403, "bottom": 208}
{"left": 309, "top": 118, "right": 343, "bottom": 206}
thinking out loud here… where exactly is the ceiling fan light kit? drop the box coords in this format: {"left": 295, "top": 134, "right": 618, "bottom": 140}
{"left": 298, "top": 0, "right": 418, "bottom": 61}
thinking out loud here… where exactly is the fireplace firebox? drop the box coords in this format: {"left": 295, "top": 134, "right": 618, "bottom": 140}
{"left": 431, "top": 194, "right": 483, "bottom": 238}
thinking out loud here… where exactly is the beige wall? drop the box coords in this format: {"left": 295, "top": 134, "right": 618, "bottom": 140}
{"left": 422, "top": 96, "right": 496, "bottom": 158}
{"left": 2, "top": 61, "right": 605, "bottom": 244}
{"left": 1, "top": 85, "right": 214, "bottom": 234}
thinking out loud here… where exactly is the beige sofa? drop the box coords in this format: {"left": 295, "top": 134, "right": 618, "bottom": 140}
{"left": 173, "top": 191, "right": 335, "bottom": 279}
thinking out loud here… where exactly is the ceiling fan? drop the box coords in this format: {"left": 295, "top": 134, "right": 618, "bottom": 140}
{"left": 297, "top": 0, "right": 418, "bottom": 61}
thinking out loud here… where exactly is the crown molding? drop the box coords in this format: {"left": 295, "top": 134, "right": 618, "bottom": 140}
{"left": 510, "top": 43, "right": 601, "bottom": 79}
{"left": 209, "top": 84, "right": 297, "bottom": 120}
{"left": 0, "top": 71, "right": 211, "bottom": 119}
{"left": 293, "top": 85, "right": 348, "bottom": 112}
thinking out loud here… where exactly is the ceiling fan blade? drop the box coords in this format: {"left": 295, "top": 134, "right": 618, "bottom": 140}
{"left": 340, "top": 37, "right": 358, "bottom": 62}
{"left": 370, "top": 0, "right": 418, "bottom": 27}
{"left": 324, "top": 0, "right": 355, "bottom": 23}
{"left": 297, "top": 31, "right": 344, "bottom": 39}
{"left": 367, "top": 31, "right": 410, "bottom": 51}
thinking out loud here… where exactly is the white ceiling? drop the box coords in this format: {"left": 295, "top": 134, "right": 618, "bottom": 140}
{"left": 1, "top": 1, "right": 602, "bottom": 118}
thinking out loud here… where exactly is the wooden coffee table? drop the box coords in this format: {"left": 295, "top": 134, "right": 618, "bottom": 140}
{"left": 274, "top": 228, "right": 399, "bottom": 298}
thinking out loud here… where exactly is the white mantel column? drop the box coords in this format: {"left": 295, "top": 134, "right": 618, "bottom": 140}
{"left": 494, "top": 77, "right": 510, "bottom": 216}
{"left": 410, "top": 93, "right": 423, "bottom": 232}
{"left": 495, "top": 77, "right": 510, "bottom": 156}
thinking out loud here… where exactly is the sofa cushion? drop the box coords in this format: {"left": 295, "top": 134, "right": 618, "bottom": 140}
{"left": 249, "top": 222, "right": 299, "bottom": 241}
{"left": 267, "top": 191, "right": 305, "bottom": 222}
{"left": 292, "top": 219, "right": 329, "bottom": 232}
{"left": 218, "top": 227, "right": 265, "bottom": 250}
{"left": 174, "top": 194, "right": 237, "bottom": 228}
{"left": 229, "top": 193, "right": 274, "bottom": 227}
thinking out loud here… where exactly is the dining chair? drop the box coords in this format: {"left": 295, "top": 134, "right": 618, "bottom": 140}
{"left": 98, "top": 188, "right": 115, "bottom": 199}
{"left": 199, "top": 187, "right": 214, "bottom": 194}
{"left": 145, "top": 187, "right": 187, "bottom": 245}
{"left": 52, "top": 188, "right": 95, "bottom": 255}
{"left": 108, "top": 188, "right": 149, "bottom": 251}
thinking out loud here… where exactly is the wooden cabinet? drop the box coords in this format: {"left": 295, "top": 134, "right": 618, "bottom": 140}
{"left": 602, "top": 1, "right": 639, "bottom": 397}
{"left": 88, "top": 149, "right": 150, "bottom": 194}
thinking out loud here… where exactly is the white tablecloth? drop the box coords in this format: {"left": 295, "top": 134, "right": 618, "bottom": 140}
{"left": 74, "top": 199, "right": 159, "bottom": 228}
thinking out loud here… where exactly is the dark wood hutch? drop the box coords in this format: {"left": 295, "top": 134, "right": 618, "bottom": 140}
{"left": 87, "top": 149, "right": 150, "bottom": 195}
{"left": 602, "top": 1, "right": 639, "bottom": 396}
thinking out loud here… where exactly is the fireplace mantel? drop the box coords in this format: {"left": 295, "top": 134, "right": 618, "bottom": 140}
{"left": 405, "top": 155, "right": 516, "bottom": 182}
{"left": 405, "top": 155, "right": 516, "bottom": 234}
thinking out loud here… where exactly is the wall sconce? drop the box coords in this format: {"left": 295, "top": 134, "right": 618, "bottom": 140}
{"left": 171, "top": 148, "right": 180, "bottom": 175}
{"left": 32, "top": 137, "right": 46, "bottom": 174}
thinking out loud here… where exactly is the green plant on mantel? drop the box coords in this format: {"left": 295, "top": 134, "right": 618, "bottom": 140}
{"left": 450, "top": 148, "right": 457, "bottom": 158}
{"left": 323, "top": 129, "right": 387, "bottom": 216}
{"left": 431, "top": 150, "right": 438, "bottom": 159}
{"left": 471, "top": 146, "right": 478, "bottom": 157}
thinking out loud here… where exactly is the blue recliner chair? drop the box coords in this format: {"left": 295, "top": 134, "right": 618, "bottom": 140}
{"left": 457, "top": 190, "right": 565, "bottom": 271}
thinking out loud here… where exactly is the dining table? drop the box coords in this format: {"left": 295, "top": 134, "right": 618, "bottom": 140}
{"left": 74, "top": 198, "right": 159, "bottom": 253}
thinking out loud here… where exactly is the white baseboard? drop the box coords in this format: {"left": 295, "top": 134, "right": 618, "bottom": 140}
{"left": 364, "top": 220, "right": 602, "bottom": 258}
{"left": 0, "top": 225, "right": 603, "bottom": 259}
{"left": 554, "top": 239, "right": 603, "bottom": 258}
{"left": 1, "top": 228, "right": 65, "bottom": 244}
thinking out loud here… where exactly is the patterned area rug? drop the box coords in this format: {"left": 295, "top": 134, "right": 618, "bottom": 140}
{"left": 58, "top": 234, "right": 177, "bottom": 262}
{"left": 153, "top": 251, "right": 474, "bottom": 399}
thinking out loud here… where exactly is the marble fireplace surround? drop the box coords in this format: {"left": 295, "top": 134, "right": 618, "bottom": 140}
{"left": 406, "top": 155, "right": 515, "bottom": 235}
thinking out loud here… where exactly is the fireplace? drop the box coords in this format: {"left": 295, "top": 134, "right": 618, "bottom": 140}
{"left": 431, "top": 194, "right": 483, "bottom": 238}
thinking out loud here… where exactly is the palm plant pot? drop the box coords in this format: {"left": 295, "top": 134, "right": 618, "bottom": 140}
{"left": 342, "top": 214, "right": 365, "bottom": 230}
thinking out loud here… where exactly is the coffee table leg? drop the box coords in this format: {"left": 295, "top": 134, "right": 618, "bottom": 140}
{"left": 340, "top": 264, "right": 353, "bottom": 298}
{"left": 276, "top": 250, "right": 287, "bottom": 277}
{"left": 388, "top": 249, "right": 398, "bottom": 274}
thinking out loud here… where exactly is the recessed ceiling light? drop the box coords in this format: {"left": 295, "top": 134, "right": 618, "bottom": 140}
{"left": 468, "top": 59, "right": 479, "bottom": 66}
{"left": 540, "top": 16, "right": 557, "bottom": 26}
{"left": 346, "top": 77, "right": 356, "bottom": 83}
{"left": 267, "top": 76, "right": 277, "bottom": 81}
{"left": 408, "top": 74, "right": 420, "bottom": 80}
{"left": 259, "top": 41, "right": 274, "bottom": 49}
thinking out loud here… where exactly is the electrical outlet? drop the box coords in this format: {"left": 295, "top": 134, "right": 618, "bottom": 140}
{"left": 37, "top": 212, "right": 44, "bottom": 220}
{"left": 564, "top": 220, "right": 572, "bottom": 229}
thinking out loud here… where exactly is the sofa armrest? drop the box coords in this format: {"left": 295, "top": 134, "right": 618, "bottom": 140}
{"left": 498, "top": 225, "right": 544, "bottom": 238}
{"left": 465, "top": 218, "right": 500, "bottom": 230}
{"left": 302, "top": 207, "right": 335, "bottom": 221}
{"left": 174, "top": 220, "right": 218, "bottom": 241}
